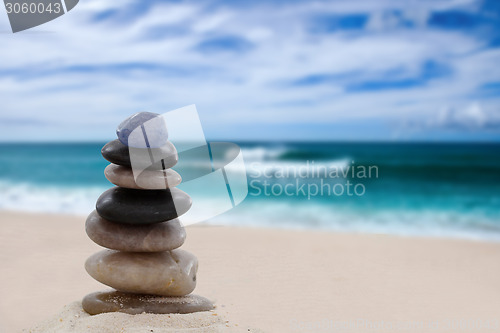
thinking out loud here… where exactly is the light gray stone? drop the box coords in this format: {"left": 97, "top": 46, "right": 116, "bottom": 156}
{"left": 117, "top": 112, "right": 168, "bottom": 148}
{"left": 86, "top": 211, "right": 186, "bottom": 252}
{"left": 104, "top": 163, "right": 182, "bottom": 190}
{"left": 85, "top": 249, "right": 197, "bottom": 296}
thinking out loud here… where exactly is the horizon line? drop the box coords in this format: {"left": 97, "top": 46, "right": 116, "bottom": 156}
{"left": 1, "top": 139, "right": 500, "bottom": 145}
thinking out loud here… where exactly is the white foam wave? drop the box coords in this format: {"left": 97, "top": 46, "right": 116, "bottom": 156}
{"left": 211, "top": 201, "right": 500, "bottom": 242}
{"left": 240, "top": 146, "right": 287, "bottom": 161}
{"left": 0, "top": 180, "right": 105, "bottom": 216}
{"left": 0, "top": 180, "right": 498, "bottom": 242}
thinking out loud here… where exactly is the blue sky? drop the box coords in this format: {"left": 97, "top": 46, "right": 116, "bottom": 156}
{"left": 0, "top": 0, "right": 499, "bottom": 141}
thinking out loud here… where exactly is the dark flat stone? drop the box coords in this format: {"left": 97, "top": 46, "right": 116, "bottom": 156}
{"left": 96, "top": 187, "right": 192, "bottom": 224}
{"left": 117, "top": 112, "right": 168, "bottom": 148}
{"left": 101, "top": 139, "right": 177, "bottom": 169}
{"left": 82, "top": 291, "right": 214, "bottom": 315}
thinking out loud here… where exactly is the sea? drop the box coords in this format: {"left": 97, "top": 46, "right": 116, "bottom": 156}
{"left": 1, "top": 142, "right": 499, "bottom": 241}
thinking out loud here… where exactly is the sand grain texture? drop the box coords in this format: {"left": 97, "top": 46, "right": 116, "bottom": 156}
{"left": 24, "top": 301, "right": 228, "bottom": 333}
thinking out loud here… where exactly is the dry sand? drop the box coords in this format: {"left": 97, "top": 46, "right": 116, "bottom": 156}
{"left": 24, "top": 301, "right": 229, "bottom": 333}
{"left": 0, "top": 211, "right": 499, "bottom": 333}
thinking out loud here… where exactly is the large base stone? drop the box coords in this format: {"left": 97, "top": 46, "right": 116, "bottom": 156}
{"left": 85, "top": 249, "right": 197, "bottom": 296}
{"left": 82, "top": 291, "right": 214, "bottom": 315}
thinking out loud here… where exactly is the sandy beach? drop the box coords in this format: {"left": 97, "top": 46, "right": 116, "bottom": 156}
{"left": 0, "top": 210, "right": 499, "bottom": 332}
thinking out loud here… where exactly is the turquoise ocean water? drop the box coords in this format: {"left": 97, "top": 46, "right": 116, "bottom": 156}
{"left": 1, "top": 142, "right": 499, "bottom": 241}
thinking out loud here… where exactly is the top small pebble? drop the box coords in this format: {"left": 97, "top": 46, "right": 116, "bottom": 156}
{"left": 117, "top": 112, "right": 168, "bottom": 148}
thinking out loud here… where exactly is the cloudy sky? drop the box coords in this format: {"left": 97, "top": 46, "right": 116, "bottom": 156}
{"left": 0, "top": 0, "right": 499, "bottom": 141}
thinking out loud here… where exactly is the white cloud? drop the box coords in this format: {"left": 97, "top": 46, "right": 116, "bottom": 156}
{"left": 0, "top": 0, "right": 498, "bottom": 140}
{"left": 192, "top": 10, "right": 233, "bottom": 33}
{"left": 430, "top": 103, "right": 499, "bottom": 129}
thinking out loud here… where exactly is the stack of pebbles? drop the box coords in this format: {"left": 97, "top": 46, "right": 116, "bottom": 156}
{"left": 82, "top": 112, "right": 214, "bottom": 315}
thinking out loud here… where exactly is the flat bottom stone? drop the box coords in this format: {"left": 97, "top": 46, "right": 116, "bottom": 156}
{"left": 82, "top": 291, "right": 214, "bottom": 315}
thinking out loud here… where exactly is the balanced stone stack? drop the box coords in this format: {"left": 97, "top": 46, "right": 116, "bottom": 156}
{"left": 82, "top": 112, "right": 213, "bottom": 315}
